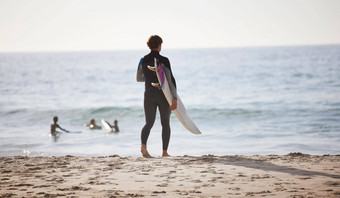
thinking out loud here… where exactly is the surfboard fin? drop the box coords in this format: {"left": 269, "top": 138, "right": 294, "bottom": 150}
{"left": 147, "top": 65, "right": 156, "bottom": 72}
{"left": 151, "top": 83, "right": 160, "bottom": 88}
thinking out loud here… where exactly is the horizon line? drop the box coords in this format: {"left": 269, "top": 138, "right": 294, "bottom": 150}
{"left": 1, "top": 43, "right": 339, "bottom": 54}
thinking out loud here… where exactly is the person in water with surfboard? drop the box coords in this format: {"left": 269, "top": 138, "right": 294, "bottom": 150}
{"left": 136, "top": 35, "right": 177, "bottom": 158}
{"left": 101, "top": 119, "right": 120, "bottom": 132}
{"left": 111, "top": 119, "right": 119, "bottom": 132}
{"left": 50, "top": 116, "right": 70, "bottom": 134}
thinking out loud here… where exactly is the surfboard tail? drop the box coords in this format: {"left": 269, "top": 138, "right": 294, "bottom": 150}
{"left": 147, "top": 65, "right": 156, "bottom": 71}
{"left": 151, "top": 83, "right": 161, "bottom": 88}
{"left": 173, "top": 102, "right": 202, "bottom": 135}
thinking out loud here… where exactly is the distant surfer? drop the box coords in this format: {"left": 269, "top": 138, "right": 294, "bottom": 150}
{"left": 50, "top": 116, "right": 70, "bottom": 134}
{"left": 136, "top": 35, "right": 177, "bottom": 158}
{"left": 85, "top": 118, "right": 102, "bottom": 130}
{"left": 110, "top": 120, "right": 119, "bottom": 132}
{"left": 101, "top": 119, "right": 119, "bottom": 132}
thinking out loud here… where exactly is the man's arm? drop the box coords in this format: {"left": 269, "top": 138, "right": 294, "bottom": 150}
{"left": 136, "top": 58, "right": 145, "bottom": 82}
{"left": 57, "top": 124, "right": 70, "bottom": 133}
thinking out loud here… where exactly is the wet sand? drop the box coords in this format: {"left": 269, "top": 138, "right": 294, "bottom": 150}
{"left": 1, "top": 153, "right": 340, "bottom": 197}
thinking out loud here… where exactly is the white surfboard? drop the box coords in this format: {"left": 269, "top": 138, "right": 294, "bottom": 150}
{"left": 101, "top": 119, "right": 114, "bottom": 132}
{"left": 148, "top": 58, "right": 201, "bottom": 134}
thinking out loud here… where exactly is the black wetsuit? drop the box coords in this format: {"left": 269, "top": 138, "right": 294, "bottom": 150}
{"left": 138, "top": 50, "right": 176, "bottom": 151}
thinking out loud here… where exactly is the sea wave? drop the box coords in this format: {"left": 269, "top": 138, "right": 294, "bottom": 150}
{"left": 2, "top": 106, "right": 339, "bottom": 121}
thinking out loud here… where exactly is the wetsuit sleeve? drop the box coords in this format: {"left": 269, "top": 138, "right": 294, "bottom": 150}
{"left": 136, "top": 58, "right": 145, "bottom": 82}
{"left": 162, "top": 64, "right": 178, "bottom": 100}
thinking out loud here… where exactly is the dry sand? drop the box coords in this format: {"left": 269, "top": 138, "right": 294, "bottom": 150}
{"left": 1, "top": 153, "right": 340, "bottom": 197}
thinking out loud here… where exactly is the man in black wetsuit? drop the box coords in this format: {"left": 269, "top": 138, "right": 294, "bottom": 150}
{"left": 136, "top": 35, "right": 177, "bottom": 157}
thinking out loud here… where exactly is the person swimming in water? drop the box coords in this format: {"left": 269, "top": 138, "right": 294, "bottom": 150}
{"left": 109, "top": 119, "right": 119, "bottom": 132}
{"left": 85, "top": 118, "right": 102, "bottom": 130}
{"left": 50, "top": 116, "right": 70, "bottom": 134}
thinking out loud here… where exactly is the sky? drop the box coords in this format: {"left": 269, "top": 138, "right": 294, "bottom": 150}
{"left": 0, "top": 0, "right": 340, "bottom": 52}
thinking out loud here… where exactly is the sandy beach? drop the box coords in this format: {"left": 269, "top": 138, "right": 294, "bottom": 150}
{"left": 1, "top": 153, "right": 339, "bottom": 197}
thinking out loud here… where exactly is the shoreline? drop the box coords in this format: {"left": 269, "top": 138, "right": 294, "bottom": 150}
{"left": 1, "top": 154, "right": 339, "bottom": 197}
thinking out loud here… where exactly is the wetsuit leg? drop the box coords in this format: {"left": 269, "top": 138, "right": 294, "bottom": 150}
{"left": 141, "top": 92, "right": 157, "bottom": 145}
{"left": 158, "top": 95, "right": 171, "bottom": 151}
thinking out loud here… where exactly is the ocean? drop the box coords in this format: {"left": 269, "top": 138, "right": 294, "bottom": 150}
{"left": 1, "top": 45, "right": 340, "bottom": 156}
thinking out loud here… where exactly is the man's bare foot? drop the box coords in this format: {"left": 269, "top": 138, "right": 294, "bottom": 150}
{"left": 162, "top": 150, "right": 171, "bottom": 157}
{"left": 141, "top": 144, "right": 152, "bottom": 158}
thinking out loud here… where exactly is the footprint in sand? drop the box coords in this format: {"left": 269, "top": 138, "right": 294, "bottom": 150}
{"left": 324, "top": 181, "right": 339, "bottom": 186}
{"left": 299, "top": 176, "right": 312, "bottom": 180}
{"left": 152, "top": 191, "right": 166, "bottom": 194}
{"left": 189, "top": 190, "right": 202, "bottom": 194}
{"left": 191, "top": 179, "right": 202, "bottom": 183}
{"left": 202, "top": 184, "right": 215, "bottom": 187}
{"left": 176, "top": 190, "right": 188, "bottom": 195}
{"left": 33, "top": 185, "right": 51, "bottom": 188}
{"left": 126, "top": 193, "right": 144, "bottom": 197}
{"left": 208, "top": 178, "right": 217, "bottom": 183}
{"left": 156, "top": 183, "right": 168, "bottom": 187}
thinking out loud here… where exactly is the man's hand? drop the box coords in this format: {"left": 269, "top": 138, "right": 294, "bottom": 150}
{"left": 170, "top": 99, "right": 177, "bottom": 110}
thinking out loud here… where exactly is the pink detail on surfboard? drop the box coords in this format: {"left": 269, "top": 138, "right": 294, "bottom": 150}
{"left": 158, "top": 63, "right": 165, "bottom": 86}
